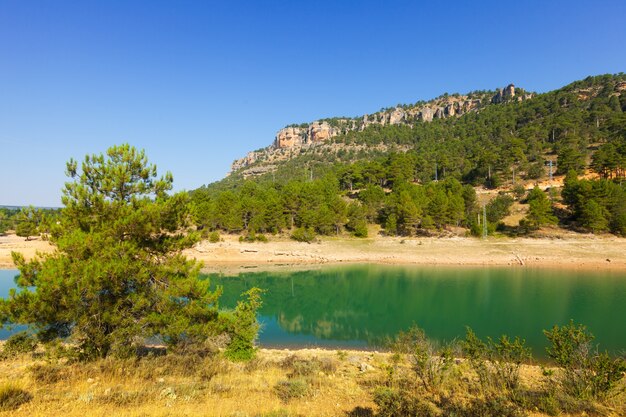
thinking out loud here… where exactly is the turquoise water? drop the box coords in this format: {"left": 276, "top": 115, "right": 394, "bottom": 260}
{"left": 2, "top": 265, "right": 625, "bottom": 358}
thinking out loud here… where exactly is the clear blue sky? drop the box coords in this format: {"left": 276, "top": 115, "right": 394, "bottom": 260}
{"left": 1, "top": 0, "right": 625, "bottom": 207}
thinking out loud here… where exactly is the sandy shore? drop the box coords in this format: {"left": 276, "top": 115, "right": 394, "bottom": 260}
{"left": 3, "top": 230, "right": 626, "bottom": 272}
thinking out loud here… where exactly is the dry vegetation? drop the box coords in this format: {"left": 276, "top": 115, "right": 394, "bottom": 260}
{"left": 0, "top": 345, "right": 623, "bottom": 417}
{"left": 0, "top": 348, "right": 378, "bottom": 417}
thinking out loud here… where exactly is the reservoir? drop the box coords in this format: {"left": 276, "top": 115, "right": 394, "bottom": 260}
{"left": 2, "top": 265, "right": 625, "bottom": 359}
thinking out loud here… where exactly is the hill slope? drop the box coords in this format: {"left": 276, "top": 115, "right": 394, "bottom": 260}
{"left": 193, "top": 74, "right": 626, "bottom": 238}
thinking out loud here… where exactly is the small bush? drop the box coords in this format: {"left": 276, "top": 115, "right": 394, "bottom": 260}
{"left": 208, "top": 231, "right": 220, "bottom": 243}
{"left": 239, "top": 231, "right": 268, "bottom": 243}
{"left": 224, "top": 288, "right": 264, "bottom": 361}
{"left": 290, "top": 227, "right": 316, "bottom": 243}
{"left": 373, "top": 387, "right": 439, "bottom": 417}
{"left": 512, "top": 185, "right": 526, "bottom": 199}
{"left": 280, "top": 355, "right": 337, "bottom": 378}
{"left": 455, "top": 395, "right": 525, "bottom": 417}
{"left": 0, "top": 384, "right": 32, "bottom": 411}
{"left": 544, "top": 320, "right": 626, "bottom": 400}
{"left": 29, "top": 363, "right": 65, "bottom": 384}
{"left": 461, "top": 328, "right": 531, "bottom": 393}
{"left": 274, "top": 378, "right": 309, "bottom": 403}
{"left": 2, "top": 331, "right": 37, "bottom": 357}
{"left": 391, "top": 325, "right": 455, "bottom": 392}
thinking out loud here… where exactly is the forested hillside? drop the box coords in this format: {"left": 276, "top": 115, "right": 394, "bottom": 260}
{"left": 192, "top": 74, "right": 626, "bottom": 239}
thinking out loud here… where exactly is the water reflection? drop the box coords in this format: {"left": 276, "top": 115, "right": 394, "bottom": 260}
{"left": 1, "top": 266, "right": 625, "bottom": 358}
{"left": 209, "top": 265, "right": 626, "bottom": 357}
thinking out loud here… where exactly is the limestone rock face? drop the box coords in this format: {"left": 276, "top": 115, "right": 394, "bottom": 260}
{"left": 420, "top": 107, "right": 434, "bottom": 122}
{"left": 231, "top": 151, "right": 259, "bottom": 172}
{"left": 492, "top": 84, "right": 515, "bottom": 103}
{"left": 464, "top": 99, "right": 481, "bottom": 112}
{"left": 308, "top": 121, "right": 337, "bottom": 143}
{"left": 274, "top": 127, "right": 304, "bottom": 148}
{"left": 445, "top": 103, "right": 456, "bottom": 117}
{"left": 389, "top": 107, "right": 405, "bottom": 125}
{"left": 435, "top": 107, "right": 444, "bottom": 119}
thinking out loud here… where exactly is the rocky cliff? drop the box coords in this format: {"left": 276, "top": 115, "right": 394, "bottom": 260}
{"left": 231, "top": 84, "right": 531, "bottom": 175}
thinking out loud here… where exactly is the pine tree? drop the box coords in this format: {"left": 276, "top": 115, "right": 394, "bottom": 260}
{"left": 521, "top": 187, "right": 558, "bottom": 230}
{"left": 2, "top": 145, "right": 260, "bottom": 359}
{"left": 579, "top": 199, "right": 609, "bottom": 233}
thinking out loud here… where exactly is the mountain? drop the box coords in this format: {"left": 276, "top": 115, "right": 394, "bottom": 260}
{"left": 192, "top": 74, "right": 626, "bottom": 238}
{"left": 230, "top": 84, "right": 533, "bottom": 177}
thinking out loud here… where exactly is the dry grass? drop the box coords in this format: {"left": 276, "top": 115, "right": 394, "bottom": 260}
{"left": 0, "top": 349, "right": 380, "bottom": 417}
{"left": 0, "top": 348, "right": 623, "bottom": 416}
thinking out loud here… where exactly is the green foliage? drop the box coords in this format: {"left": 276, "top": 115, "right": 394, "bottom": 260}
{"left": 239, "top": 230, "right": 269, "bottom": 243}
{"left": 373, "top": 387, "right": 439, "bottom": 417}
{"left": 1, "top": 331, "right": 37, "bottom": 357}
{"left": 390, "top": 325, "right": 455, "bottom": 392}
{"left": 208, "top": 230, "right": 220, "bottom": 243}
{"left": 224, "top": 287, "right": 264, "bottom": 361}
{"left": 512, "top": 185, "right": 526, "bottom": 199}
{"left": 562, "top": 173, "right": 626, "bottom": 234}
{"left": 486, "top": 193, "right": 514, "bottom": 224}
{"left": 290, "top": 227, "right": 316, "bottom": 243}
{"left": 461, "top": 328, "right": 532, "bottom": 392}
{"left": 520, "top": 186, "right": 557, "bottom": 231}
{"left": 1, "top": 144, "right": 263, "bottom": 361}
{"left": 0, "top": 384, "right": 31, "bottom": 411}
{"left": 194, "top": 74, "right": 626, "bottom": 237}
{"left": 15, "top": 206, "right": 42, "bottom": 241}
{"left": 273, "top": 378, "right": 309, "bottom": 403}
{"left": 544, "top": 320, "right": 626, "bottom": 400}
{"left": 346, "top": 202, "right": 368, "bottom": 237}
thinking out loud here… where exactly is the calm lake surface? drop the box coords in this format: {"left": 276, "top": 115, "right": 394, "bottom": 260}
{"left": 2, "top": 265, "right": 625, "bottom": 359}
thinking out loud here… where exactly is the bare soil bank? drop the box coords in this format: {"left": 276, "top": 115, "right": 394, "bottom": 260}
{"left": 2, "top": 231, "right": 626, "bottom": 272}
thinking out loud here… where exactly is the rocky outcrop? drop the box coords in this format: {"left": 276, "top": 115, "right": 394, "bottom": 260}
{"left": 231, "top": 151, "right": 259, "bottom": 172}
{"left": 308, "top": 121, "right": 338, "bottom": 143}
{"left": 231, "top": 84, "right": 531, "bottom": 174}
{"left": 420, "top": 107, "right": 434, "bottom": 122}
{"left": 388, "top": 108, "right": 405, "bottom": 125}
{"left": 274, "top": 127, "right": 305, "bottom": 148}
{"left": 492, "top": 84, "right": 516, "bottom": 103}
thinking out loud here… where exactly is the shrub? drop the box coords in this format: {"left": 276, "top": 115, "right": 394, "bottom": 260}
{"left": 2, "top": 331, "right": 37, "bottom": 357}
{"left": 390, "top": 325, "right": 455, "bottom": 392}
{"left": 512, "top": 185, "right": 526, "bottom": 199}
{"left": 453, "top": 395, "right": 526, "bottom": 417}
{"left": 274, "top": 378, "right": 309, "bottom": 403}
{"left": 373, "top": 387, "right": 439, "bottom": 417}
{"left": 280, "top": 355, "right": 337, "bottom": 378}
{"left": 239, "top": 231, "right": 268, "bottom": 243}
{"left": 290, "top": 227, "right": 316, "bottom": 243}
{"left": 208, "top": 231, "right": 220, "bottom": 243}
{"left": 543, "top": 320, "right": 626, "bottom": 400}
{"left": 29, "top": 363, "right": 65, "bottom": 384}
{"left": 0, "top": 384, "right": 32, "bottom": 411}
{"left": 461, "top": 328, "right": 532, "bottom": 393}
{"left": 224, "top": 288, "right": 264, "bottom": 361}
